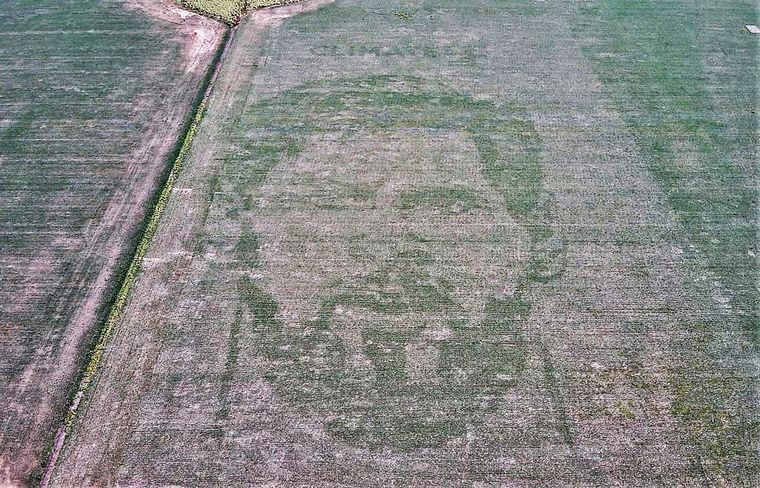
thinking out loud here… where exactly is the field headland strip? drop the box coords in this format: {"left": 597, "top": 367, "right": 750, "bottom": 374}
{"left": 38, "top": 24, "right": 236, "bottom": 488}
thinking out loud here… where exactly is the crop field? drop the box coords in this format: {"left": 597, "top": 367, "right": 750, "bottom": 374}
{"left": 17, "top": 0, "right": 760, "bottom": 486}
{"left": 0, "top": 0, "right": 224, "bottom": 485}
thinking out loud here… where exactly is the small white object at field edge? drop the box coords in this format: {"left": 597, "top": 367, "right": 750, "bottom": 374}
{"left": 745, "top": 25, "right": 760, "bottom": 34}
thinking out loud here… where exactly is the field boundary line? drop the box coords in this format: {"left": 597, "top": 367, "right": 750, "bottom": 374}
{"left": 38, "top": 25, "right": 236, "bottom": 488}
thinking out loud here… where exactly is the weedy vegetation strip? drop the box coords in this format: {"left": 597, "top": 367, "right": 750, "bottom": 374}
{"left": 38, "top": 28, "right": 234, "bottom": 488}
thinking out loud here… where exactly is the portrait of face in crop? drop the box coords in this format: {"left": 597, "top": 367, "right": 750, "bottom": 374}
{"left": 235, "top": 77, "right": 548, "bottom": 448}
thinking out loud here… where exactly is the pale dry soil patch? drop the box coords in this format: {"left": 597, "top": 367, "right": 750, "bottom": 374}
{"left": 128, "top": 0, "right": 225, "bottom": 73}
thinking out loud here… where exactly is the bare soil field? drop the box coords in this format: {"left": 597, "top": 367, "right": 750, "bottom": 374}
{"left": 0, "top": 0, "right": 224, "bottom": 485}
{"left": 50, "top": 0, "right": 757, "bottom": 486}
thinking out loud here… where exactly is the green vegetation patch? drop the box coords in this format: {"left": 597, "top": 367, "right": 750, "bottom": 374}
{"left": 178, "top": 0, "right": 246, "bottom": 25}
{"left": 178, "top": 0, "right": 303, "bottom": 25}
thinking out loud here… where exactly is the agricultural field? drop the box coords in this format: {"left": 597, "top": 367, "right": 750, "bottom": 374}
{"left": 0, "top": 0, "right": 224, "bottom": 485}
{"left": 43, "top": 0, "right": 758, "bottom": 486}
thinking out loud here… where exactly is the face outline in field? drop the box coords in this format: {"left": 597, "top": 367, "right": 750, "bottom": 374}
{"left": 234, "top": 76, "right": 550, "bottom": 449}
